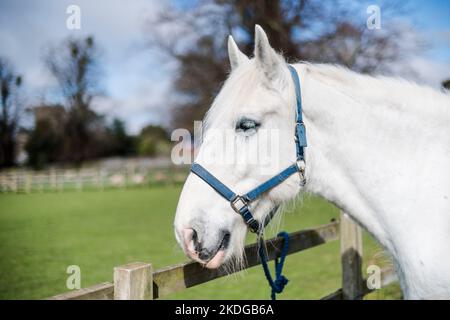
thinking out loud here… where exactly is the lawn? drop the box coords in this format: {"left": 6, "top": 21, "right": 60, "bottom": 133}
{"left": 0, "top": 187, "right": 401, "bottom": 299}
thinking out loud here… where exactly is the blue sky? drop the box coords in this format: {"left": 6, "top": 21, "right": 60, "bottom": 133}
{"left": 411, "top": 0, "right": 450, "bottom": 62}
{"left": 0, "top": 0, "right": 449, "bottom": 133}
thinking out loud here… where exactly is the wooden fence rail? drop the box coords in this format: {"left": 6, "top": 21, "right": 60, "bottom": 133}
{"left": 49, "top": 212, "right": 397, "bottom": 300}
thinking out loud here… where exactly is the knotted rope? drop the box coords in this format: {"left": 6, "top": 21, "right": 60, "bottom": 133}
{"left": 258, "top": 231, "right": 290, "bottom": 300}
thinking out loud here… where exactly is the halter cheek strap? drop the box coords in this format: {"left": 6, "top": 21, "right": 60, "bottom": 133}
{"left": 191, "top": 162, "right": 299, "bottom": 233}
{"left": 288, "top": 65, "right": 307, "bottom": 162}
{"left": 190, "top": 64, "right": 307, "bottom": 234}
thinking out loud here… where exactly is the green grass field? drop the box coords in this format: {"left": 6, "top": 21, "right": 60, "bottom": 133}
{"left": 0, "top": 187, "right": 401, "bottom": 299}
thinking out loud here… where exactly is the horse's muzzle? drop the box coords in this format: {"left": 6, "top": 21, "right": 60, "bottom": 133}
{"left": 181, "top": 228, "right": 231, "bottom": 268}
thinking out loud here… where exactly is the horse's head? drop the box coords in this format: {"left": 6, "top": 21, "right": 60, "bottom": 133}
{"left": 174, "top": 26, "right": 304, "bottom": 269}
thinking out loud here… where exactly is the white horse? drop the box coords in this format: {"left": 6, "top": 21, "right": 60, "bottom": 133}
{"left": 174, "top": 25, "right": 450, "bottom": 299}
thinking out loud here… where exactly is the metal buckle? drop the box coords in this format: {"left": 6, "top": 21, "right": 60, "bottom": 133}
{"left": 295, "top": 121, "right": 304, "bottom": 133}
{"left": 230, "top": 196, "right": 247, "bottom": 213}
{"left": 246, "top": 217, "right": 258, "bottom": 233}
{"left": 295, "top": 122, "right": 307, "bottom": 147}
{"left": 296, "top": 159, "right": 306, "bottom": 186}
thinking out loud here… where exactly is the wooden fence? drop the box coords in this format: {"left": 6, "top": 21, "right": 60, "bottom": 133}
{"left": 0, "top": 167, "right": 188, "bottom": 193}
{"left": 49, "top": 212, "right": 397, "bottom": 300}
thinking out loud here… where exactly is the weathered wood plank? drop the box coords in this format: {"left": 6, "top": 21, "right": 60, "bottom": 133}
{"left": 114, "top": 262, "right": 153, "bottom": 300}
{"left": 48, "top": 282, "right": 114, "bottom": 300}
{"left": 340, "top": 211, "right": 364, "bottom": 300}
{"left": 321, "top": 265, "right": 398, "bottom": 300}
{"left": 153, "top": 220, "right": 340, "bottom": 299}
{"left": 321, "top": 288, "right": 343, "bottom": 300}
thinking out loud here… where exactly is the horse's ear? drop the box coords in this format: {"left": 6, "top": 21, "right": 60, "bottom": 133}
{"left": 228, "top": 36, "right": 248, "bottom": 70}
{"left": 254, "top": 25, "right": 285, "bottom": 83}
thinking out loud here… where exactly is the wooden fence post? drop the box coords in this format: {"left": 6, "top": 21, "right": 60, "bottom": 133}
{"left": 114, "top": 262, "right": 153, "bottom": 300}
{"left": 340, "top": 211, "right": 364, "bottom": 300}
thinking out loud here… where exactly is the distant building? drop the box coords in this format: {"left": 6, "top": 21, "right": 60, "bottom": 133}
{"left": 34, "top": 104, "right": 67, "bottom": 132}
{"left": 15, "top": 129, "right": 29, "bottom": 165}
{"left": 15, "top": 104, "right": 67, "bottom": 165}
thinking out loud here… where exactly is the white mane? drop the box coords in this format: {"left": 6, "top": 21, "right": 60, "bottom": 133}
{"left": 303, "top": 62, "right": 450, "bottom": 120}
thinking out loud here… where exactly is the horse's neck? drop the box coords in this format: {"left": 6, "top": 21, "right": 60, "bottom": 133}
{"left": 296, "top": 63, "right": 450, "bottom": 299}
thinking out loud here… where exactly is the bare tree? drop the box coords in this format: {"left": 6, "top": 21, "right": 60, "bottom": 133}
{"left": 44, "top": 36, "right": 104, "bottom": 164}
{"left": 148, "top": 0, "right": 416, "bottom": 131}
{"left": 0, "top": 58, "right": 23, "bottom": 168}
{"left": 46, "top": 36, "right": 100, "bottom": 110}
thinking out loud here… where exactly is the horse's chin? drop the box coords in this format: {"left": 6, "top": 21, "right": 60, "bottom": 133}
{"left": 204, "top": 249, "right": 226, "bottom": 269}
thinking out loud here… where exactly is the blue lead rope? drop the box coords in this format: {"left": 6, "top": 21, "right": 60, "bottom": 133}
{"left": 258, "top": 231, "right": 290, "bottom": 300}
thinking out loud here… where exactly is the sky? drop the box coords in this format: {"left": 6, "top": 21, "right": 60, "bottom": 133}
{"left": 407, "top": 0, "right": 450, "bottom": 61}
{"left": 0, "top": 0, "right": 449, "bottom": 134}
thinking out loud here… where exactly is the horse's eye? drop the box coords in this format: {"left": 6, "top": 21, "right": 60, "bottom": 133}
{"left": 235, "top": 118, "right": 260, "bottom": 133}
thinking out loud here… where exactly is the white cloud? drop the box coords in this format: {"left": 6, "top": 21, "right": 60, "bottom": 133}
{"left": 93, "top": 75, "right": 172, "bottom": 135}
{"left": 0, "top": 0, "right": 171, "bottom": 132}
{"left": 379, "top": 20, "right": 450, "bottom": 89}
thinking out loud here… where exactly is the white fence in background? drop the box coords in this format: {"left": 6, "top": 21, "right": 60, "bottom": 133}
{"left": 0, "top": 166, "right": 188, "bottom": 193}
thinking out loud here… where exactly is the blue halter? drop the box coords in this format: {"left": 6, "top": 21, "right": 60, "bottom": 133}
{"left": 190, "top": 64, "right": 306, "bottom": 300}
{"left": 190, "top": 65, "right": 307, "bottom": 233}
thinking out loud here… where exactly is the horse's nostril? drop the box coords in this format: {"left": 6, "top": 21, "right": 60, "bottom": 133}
{"left": 198, "top": 250, "right": 212, "bottom": 261}
{"left": 191, "top": 228, "right": 198, "bottom": 242}
{"left": 183, "top": 227, "right": 231, "bottom": 263}
{"left": 191, "top": 229, "right": 201, "bottom": 252}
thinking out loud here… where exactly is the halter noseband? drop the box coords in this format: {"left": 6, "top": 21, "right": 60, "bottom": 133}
{"left": 190, "top": 65, "right": 307, "bottom": 234}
